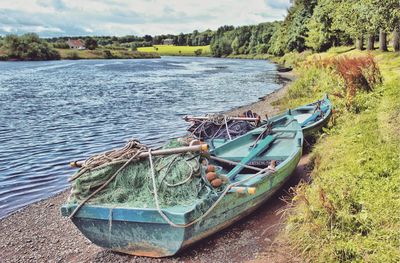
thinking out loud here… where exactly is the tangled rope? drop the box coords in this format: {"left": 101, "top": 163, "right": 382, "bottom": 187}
{"left": 69, "top": 139, "right": 147, "bottom": 182}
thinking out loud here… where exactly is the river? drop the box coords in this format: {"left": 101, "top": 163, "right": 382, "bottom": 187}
{"left": 0, "top": 56, "right": 282, "bottom": 218}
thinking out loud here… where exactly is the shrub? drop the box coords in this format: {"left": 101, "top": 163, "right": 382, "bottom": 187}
{"left": 305, "top": 54, "right": 382, "bottom": 111}
{"left": 194, "top": 49, "right": 202, "bottom": 56}
{"left": 103, "top": 50, "right": 114, "bottom": 59}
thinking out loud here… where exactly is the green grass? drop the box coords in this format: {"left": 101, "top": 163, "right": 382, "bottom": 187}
{"left": 280, "top": 50, "right": 400, "bottom": 262}
{"left": 226, "top": 54, "right": 273, "bottom": 60}
{"left": 56, "top": 48, "right": 160, "bottom": 60}
{"left": 137, "top": 45, "right": 211, "bottom": 56}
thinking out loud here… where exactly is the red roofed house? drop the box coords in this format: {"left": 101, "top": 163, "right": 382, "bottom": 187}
{"left": 67, "top": 39, "right": 85, "bottom": 49}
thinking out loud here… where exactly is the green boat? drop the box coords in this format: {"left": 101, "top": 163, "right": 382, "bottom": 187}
{"left": 267, "top": 95, "right": 332, "bottom": 137}
{"left": 61, "top": 114, "right": 303, "bottom": 257}
{"left": 186, "top": 95, "right": 332, "bottom": 140}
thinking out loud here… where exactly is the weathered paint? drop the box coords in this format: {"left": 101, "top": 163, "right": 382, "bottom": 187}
{"left": 264, "top": 95, "right": 333, "bottom": 137}
{"left": 61, "top": 115, "right": 303, "bottom": 257}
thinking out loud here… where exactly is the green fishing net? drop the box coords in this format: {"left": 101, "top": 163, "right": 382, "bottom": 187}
{"left": 69, "top": 139, "right": 214, "bottom": 208}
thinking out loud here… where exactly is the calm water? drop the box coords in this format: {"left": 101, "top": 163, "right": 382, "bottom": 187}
{"left": 0, "top": 56, "right": 281, "bottom": 218}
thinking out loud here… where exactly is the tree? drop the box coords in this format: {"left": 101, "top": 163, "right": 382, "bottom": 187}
{"left": 394, "top": 27, "right": 400, "bottom": 52}
{"left": 332, "top": 1, "right": 369, "bottom": 50}
{"left": 84, "top": 38, "right": 98, "bottom": 50}
{"left": 3, "top": 33, "right": 60, "bottom": 60}
{"left": 306, "top": 0, "right": 340, "bottom": 52}
{"left": 85, "top": 37, "right": 98, "bottom": 50}
{"left": 143, "top": 35, "right": 153, "bottom": 42}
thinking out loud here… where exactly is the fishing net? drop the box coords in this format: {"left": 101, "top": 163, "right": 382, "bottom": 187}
{"left": 187, "top": 110, "right": 260, "bottom": 140}
{"left": 68, "top": 139, "right": 216, "bottom": 208}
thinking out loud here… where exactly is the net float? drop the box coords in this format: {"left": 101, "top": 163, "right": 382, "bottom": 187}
{"left": 206, "top": 172, "right": 217, "bottom": 181}
{"left": 211, "top": 178, "right": 222, "bottom": 187}
{"left": 206, "top": 165, "right": 215, "bottom": 173}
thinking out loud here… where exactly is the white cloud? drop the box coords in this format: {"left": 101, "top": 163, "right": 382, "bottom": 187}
{"left": 0, "top": 0, "right": 291, "bottom": 36}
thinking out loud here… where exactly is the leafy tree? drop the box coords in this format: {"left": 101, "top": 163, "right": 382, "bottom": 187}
{"left": 306, "top": 0, "right": 351, "bottom": 52}
{"left": 84, "top": 38, "right": 98, "bottom": 50}
{"left": 268, "top": 0, "right": 318, "bottom": 54}
{"left": 3, "top": 33, "right": 60, "bottom": 60}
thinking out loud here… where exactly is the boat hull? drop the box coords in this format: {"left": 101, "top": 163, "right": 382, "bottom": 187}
{"left": 61, "top": 147, "right": 302, "bottom": 257}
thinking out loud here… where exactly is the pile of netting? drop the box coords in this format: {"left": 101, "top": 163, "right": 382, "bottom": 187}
{"left": 68, "top": 139, "right": 216, "bottom": 208}
{"left": 187, "top": 111, "right": 260, "bottom": 140}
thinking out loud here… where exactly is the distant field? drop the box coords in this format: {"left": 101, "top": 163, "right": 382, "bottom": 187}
{"left": 138, "top": 45, "right": 211, "bottom": 56}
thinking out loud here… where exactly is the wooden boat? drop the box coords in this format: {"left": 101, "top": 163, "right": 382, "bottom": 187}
{"left": 186, "top": 95, "right": 332, "bottom": 141}
{"left": 267, "top": 95, "right": 332, "bottom": 137}
{"left": 61, "top": 114, "right": 303, "bottom": 257}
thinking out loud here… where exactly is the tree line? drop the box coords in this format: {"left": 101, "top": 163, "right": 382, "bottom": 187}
{"left": 211, "top": 0, "right": 400, "bottom": 57}
{"left": 47, "top": 30, "right": 215, "bottom": 50}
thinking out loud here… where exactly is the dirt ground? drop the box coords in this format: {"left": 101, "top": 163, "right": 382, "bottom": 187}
{"left": 0, "top": 71, "right": 307, "bottom": 263}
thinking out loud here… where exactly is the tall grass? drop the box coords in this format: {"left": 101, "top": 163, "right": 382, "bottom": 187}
{"left": 305, "top": 55, "right": 382, "bottom": 112}
{"left": 279, "top": 51, "right": 400, "bottom": 262}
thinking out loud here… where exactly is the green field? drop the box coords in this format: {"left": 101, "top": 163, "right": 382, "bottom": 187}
{"left": 138, "top": 45, "right": 211, "bottom": 56}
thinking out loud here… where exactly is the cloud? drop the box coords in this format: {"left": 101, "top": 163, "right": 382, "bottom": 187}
{"left": 0, "top": 0, "right": 290, "bottom": 37}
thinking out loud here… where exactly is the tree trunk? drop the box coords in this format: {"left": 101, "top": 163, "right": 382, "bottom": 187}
{"left": 379, "top": 29, "right": 388, "bottom": 52}
{"left": 367, "top": 35, "right": 375, "bottom": 50}
{"left": 393, "top": 27, "right": 400, "bottom": 52}
{"left": 356, "top": 36, "right": 364, "bottom": 50}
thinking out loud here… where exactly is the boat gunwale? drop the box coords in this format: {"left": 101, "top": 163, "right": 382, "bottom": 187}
{"left": 61, "top": 129, "right": 302, "bottom": 225}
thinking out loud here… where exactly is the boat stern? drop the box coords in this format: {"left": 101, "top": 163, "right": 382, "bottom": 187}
{"left": 61, "top": 204, "right": 187, "bottom": 257}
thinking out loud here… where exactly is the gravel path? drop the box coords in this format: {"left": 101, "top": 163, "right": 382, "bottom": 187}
{"left": 0, "top": 71, "right": 303, "bottom": 263}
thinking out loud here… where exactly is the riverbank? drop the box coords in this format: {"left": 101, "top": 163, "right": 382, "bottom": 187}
{"left": 0, "top": 47, "right": 160, "bottom": 61}
{"left": 56, "top": 48, "right": 160, "bottom": 60}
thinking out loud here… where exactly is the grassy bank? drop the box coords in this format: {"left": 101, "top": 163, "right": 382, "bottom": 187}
{"left": 137, "top": 45, "right": 211, "bottom": 56}
{"left": 56, "top": 48, "right": 159, "bottom": 60}
{"left": 226, "top": 54, "right": 272, "bottom": 60}
{"left": 277, "top": 49, "right": 400, "bottom": 262}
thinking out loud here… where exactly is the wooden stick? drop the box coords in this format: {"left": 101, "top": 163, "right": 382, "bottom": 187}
{"left": 69, "top": 144, "right": 208, "bottom": 169}
{"left": 184, "top": 115, "right": 260, "bottom": 122}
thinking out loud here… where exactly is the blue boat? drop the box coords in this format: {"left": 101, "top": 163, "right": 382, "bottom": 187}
{"left": 61, "top": 114, "right": 303, "bottom": 257}
{"left": 186, "top": 95, "right": 332, "bottom": 141}
{"left": 268, "top": 95, "right": 332, "bottom": 137}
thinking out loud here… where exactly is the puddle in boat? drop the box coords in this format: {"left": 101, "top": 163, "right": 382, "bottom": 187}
{"left": 0, "top": 56, "right": 282, "bottom": 219}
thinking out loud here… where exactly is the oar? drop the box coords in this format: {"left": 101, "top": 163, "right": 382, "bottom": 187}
{"left": 225, "top": 135, "right": 276, "bottom": 180}
{"left": 69, "top": 144, "right": 209, "bottom": 169}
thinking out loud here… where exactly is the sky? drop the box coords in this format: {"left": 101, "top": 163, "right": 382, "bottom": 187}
{"left": 0, "top": 0, "right": 291, "bottom": 37}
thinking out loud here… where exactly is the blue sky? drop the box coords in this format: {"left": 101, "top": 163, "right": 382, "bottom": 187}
{"left": 0, "top": 0, "right": 291, "bottom": 37}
